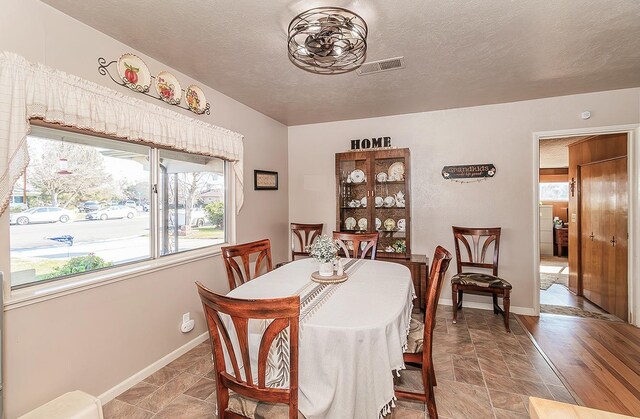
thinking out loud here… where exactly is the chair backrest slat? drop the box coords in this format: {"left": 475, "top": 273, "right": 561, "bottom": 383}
{"left": 291, "top": 223, "right": 323, "bottom": 260}
{"left": 452, "top": 226, "right": 501, "bottom": 276}
{"left": 222, "top": 239, "right": 273, "bottom": 290}
{"left": 422, "top": 246, "right": 453, "bottom": 365}
{"left": 196, "top": 282, "right": 300, "bottom": 417}
{"left": 332, "top": 231, "right": 379, "bottom": 259}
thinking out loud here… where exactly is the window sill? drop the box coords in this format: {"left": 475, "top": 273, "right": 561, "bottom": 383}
{"left": 4, "top": 245, "right": 226, "bottom": 311}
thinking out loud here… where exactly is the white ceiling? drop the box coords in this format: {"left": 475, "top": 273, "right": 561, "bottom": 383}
{"left": 42, "top": 0, "right": 640, "bottom": 126}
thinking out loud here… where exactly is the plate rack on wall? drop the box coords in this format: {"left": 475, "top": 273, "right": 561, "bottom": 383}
{"left": 97, "top": 57, "right": 211, "bottom": 115}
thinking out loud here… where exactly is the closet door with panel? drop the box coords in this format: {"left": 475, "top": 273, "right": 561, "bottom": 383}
{"left": 579, "top": 158, "right": 627, "bottom": 320}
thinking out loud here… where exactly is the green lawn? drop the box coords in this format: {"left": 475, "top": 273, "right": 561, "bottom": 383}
{"left": 185, "top": 226, "right": 224, "bottom": 239}
{"left": 11, "top": 258, "right": 67, "bottom": 279}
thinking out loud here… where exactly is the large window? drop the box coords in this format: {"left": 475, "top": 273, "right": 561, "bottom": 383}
{"left": 9, "top": 127, "right": 227, "bottom": 288}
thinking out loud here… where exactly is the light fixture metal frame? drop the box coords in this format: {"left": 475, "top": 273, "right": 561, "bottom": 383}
{"left": 288, "top": 7, "right": 368, "bottom": 75}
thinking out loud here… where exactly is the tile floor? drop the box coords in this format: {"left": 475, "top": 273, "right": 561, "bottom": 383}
{"left": 103, "top": 306, "right": 575, "bottom": 419}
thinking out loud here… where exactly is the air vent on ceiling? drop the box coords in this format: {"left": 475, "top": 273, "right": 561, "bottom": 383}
{"left": 356, "top": 57, "right": 405, "bottom": 76}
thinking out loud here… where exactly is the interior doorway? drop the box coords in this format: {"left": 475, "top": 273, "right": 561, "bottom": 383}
{"left": 538, "top": 133, "right": 628, "bottom": 322}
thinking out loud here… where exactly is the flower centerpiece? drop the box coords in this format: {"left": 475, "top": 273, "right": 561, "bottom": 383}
{"left": 307, "top": 235, "right": 339, "bottom": 277}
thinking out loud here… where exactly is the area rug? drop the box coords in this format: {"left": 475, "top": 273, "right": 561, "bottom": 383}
{"left": 540, "top": 272, "right": 569, "bottom": 290}
{"left": 540, "top": 304, "right": 623, "bottom": 322}
{"left": 540, "top": 257, "right": 569, "bottom": 290}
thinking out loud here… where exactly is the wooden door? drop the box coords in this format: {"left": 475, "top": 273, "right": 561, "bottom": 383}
{"left": 613, "top": 158, "right": 628, "bottom": 321}
{"left": 579, "top": 158, "right": 628, "bottom": 320}
{"left": 579, "top": 165, "right": 593, "bottom": 301}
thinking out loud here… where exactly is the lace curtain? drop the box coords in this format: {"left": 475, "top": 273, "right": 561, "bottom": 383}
{"left": 0, "top": 51, "right": 244, "bottom": 215}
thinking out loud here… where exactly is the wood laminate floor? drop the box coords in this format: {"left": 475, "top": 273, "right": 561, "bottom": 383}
{"left": 519, "top": 313, "right": 640, "bottom": 417}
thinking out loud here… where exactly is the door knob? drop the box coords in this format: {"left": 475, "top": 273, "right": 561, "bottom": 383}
{"left": 589, "top": 232, "right": 594, "bottom": 241}
{"left": 610, "top": 236, "right": 616, "bottom": 247}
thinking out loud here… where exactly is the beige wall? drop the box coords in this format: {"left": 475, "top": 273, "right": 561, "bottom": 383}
{"left": 288, "top": 88, "right": 640, "bottom": 312}
{"left": 0, "top": 1, "right": 288, "bottom": 417}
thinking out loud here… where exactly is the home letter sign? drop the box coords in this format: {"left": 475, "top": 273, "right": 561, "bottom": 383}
{"left": 351, "top": 136, "right": 392, "bottom": 150}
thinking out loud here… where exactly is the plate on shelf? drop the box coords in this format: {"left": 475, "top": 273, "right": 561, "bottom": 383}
{"left": 397, "top": 219, "right": 406, "bottom": 231}
{"left": 388, "top": 162, "right": 405, "bottom": 181}
{"left": 357, "top": 217, "right": 367, "bottom": 230}
{"left": 376, "top": 172, "right": 387, "bottom": 182}
{"left": 375, "top": 217, "right": 382, "bottom": 230}
{"left": 360, "top": 197, "right": 367, "bottom": 207}
{"left": 185, "top": 85, "right": 208, "bottom": 114}
{"left": 155, "top": 71, "right": 181, "bottom": 104}
{"left": 350, "top": 169, "right": 366, "bottom": 184}
{"left": 117, "top": 53, "right": 151, "bottom": 92}
{"left": 383, "top": 196, "right": 396, "bottom": 207}
{"left": 345, "top": 217, "right": 356, "bottom": 230}
{"left": 375, "top": 196, "right": 383, "bottom": 208}
{"left": 349, "top": 199, "right": 360, "bottom": 208}
{"left": 384, "top": 218, "right": 396, "bottom": 231}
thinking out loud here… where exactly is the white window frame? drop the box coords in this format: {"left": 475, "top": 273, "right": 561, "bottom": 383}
{"left": 4, "top": 129, "right": 236, "bottom": 309}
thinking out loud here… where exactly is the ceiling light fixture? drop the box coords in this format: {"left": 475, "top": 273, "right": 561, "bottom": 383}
{"left": 288, "top": 7, "right": 368, "bottom": 75}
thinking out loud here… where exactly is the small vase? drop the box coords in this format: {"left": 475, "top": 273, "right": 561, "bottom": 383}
{"left": 318, "top": 261, "right": 334, "bottom": 277}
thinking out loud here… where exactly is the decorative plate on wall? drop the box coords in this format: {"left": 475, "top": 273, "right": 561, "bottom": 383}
{"left": 155, "top": 71, "right": 182, "bottom": 104}
{"left": 117, "top": 53, "right": 151, "bottom": 92}
{"left": 185, "top": 85, "right": 208, "bottom": 114}
{"left": 397, "top": 218, "right": 406, "bottom": 231}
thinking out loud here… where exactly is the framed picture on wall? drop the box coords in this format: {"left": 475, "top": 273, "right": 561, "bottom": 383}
{"left": 254, "top": 170, "right": 278, "bottom": 190}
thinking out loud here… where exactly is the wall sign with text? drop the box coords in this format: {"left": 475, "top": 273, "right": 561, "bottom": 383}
{"left": 350, "top": 136, "right": 392, "bottom": 150}
{"left": 442, "top": 164, "right": 496, "bottom": 181}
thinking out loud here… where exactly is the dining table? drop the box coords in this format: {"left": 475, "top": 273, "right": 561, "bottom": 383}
{"left": 225, "top": 257, "right": 416, "bottom": 419}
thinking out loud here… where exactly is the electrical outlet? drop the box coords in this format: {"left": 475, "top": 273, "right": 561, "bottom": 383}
{"left": 182, "top": 312, "right": 190, "bottom": 324}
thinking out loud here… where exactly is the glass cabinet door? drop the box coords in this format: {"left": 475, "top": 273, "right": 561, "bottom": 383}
{"left": 337, "top": 153, "right": 372, "bottom": 233}
{"left": 372, "top": 150, "right": 410, "bottom": 258}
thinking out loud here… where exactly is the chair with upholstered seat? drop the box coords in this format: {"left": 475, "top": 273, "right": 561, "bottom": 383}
{"left": 196, "top": 282, "right": 302, "bottom": 419}
{"left": 451, "top": 226, "right": 512, "bottom": 332}
{"left": 332, "top": 231, "right": 379, "bottom": 259}
{"left": 222, "top": 239, "right": 273, "bottom": 291}
{"left": 396, "top": 245, "right": 452, "bottom": 419}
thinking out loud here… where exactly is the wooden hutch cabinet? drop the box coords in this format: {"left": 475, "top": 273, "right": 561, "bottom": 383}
{"left": 335, "top": 148, "right": 429, "bottom": 308}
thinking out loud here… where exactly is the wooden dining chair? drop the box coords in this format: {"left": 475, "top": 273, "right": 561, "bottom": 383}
{"left": 222, "top": 239, "right": 273, "bottom": 291}
{"left": 397, "top": 245, "right": 452, "bottom": 419}
{"left": 275, "top": 223, "right": 324, "bottom": 269}
{"left": 291, "top": 223, "right": 323, "bottom": 260}
{"left": 196, "top": 282, "right": 301, "bottom": 419}
{"left": 332, "top": 231, "right": 379, "bottom": 259}
{"left": 451, "top": 226, "right": 512, "bottom": 332}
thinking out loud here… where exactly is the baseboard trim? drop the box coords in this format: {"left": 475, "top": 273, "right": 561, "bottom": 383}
{"left": 439, "top": 299, "right": 536, "bottom": 316}
{"left": 98, "top": 332, "right": 209, "bottom": 404}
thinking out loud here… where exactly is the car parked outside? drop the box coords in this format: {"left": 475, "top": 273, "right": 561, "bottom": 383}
{"left": 78, "top": 201, "right": 100, "bottom": 212}
{"left": 10, "top": 207, "right": 75, "bottom": 225}
{"left": 86, "top": 205, "right": 136, "bottom": 220}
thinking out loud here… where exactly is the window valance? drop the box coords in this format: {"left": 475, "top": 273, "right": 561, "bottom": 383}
{"left": 0, "top": 51, "right": 244, "bottom": 215}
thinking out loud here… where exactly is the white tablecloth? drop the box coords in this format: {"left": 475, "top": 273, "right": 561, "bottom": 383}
{"left": 226, "top": 258, "right": 415, "bottom": 419}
